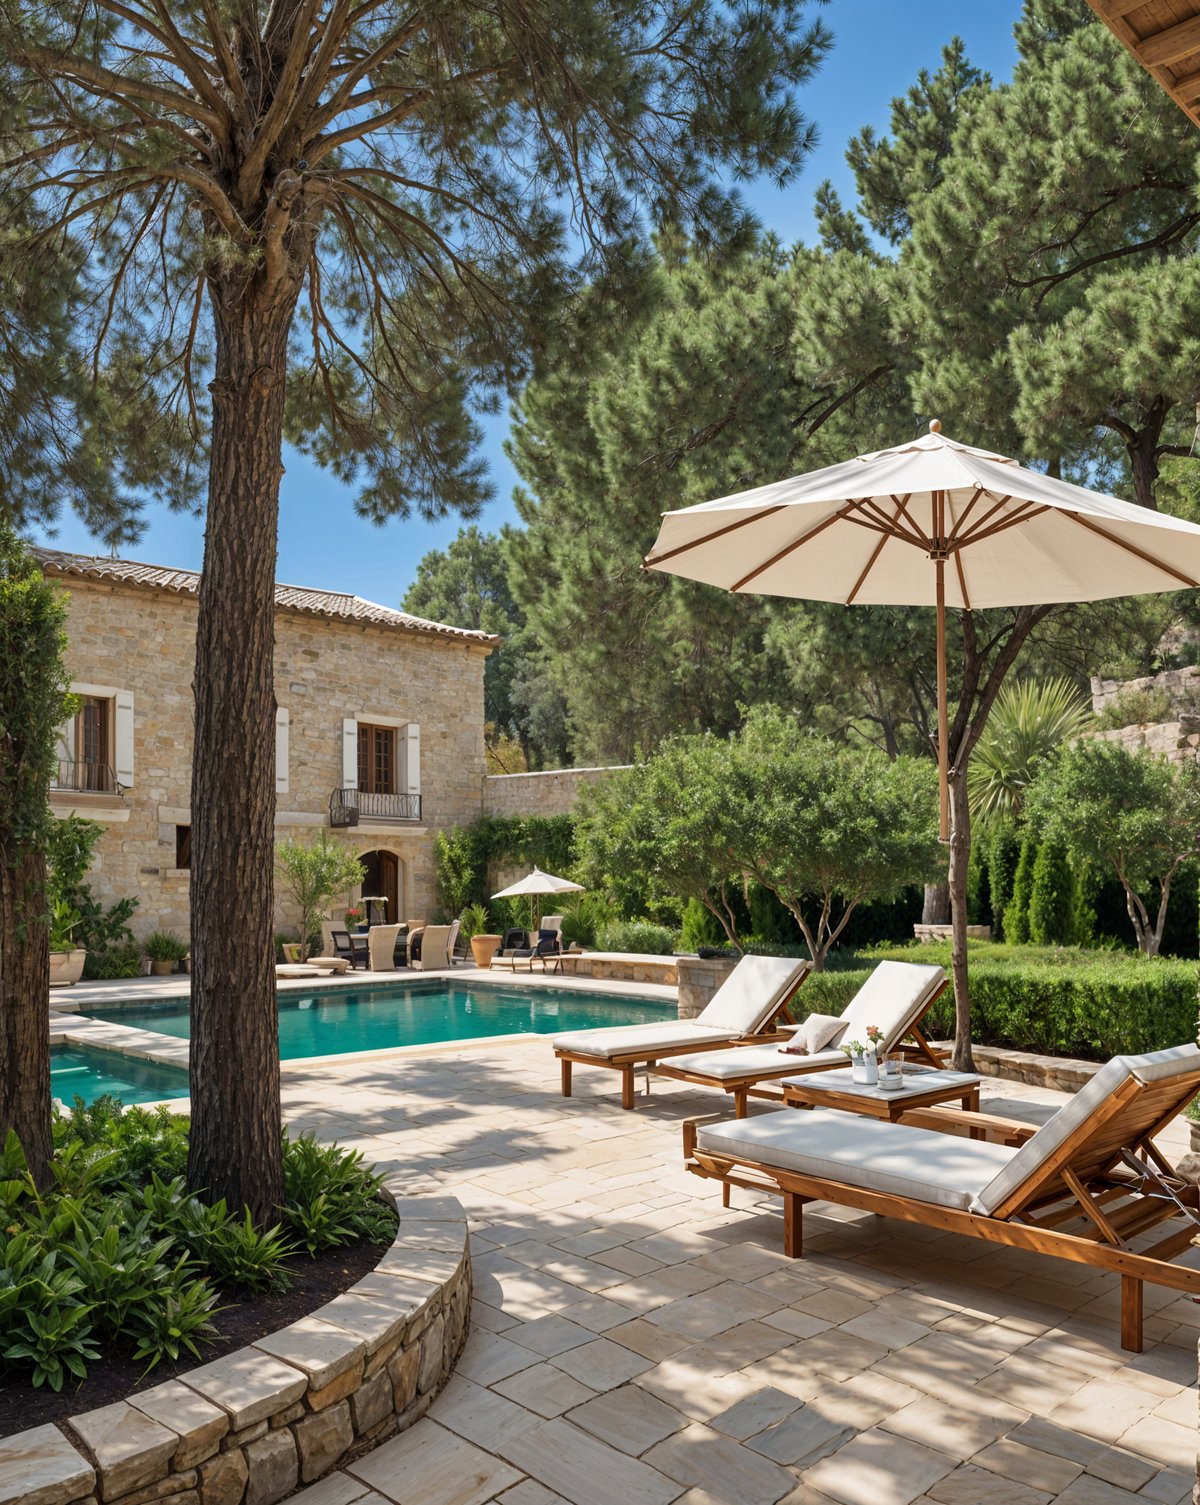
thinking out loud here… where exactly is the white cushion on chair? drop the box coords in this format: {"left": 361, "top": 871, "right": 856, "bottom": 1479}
{"left": 838, "top": 961, "right": 944, "bottom": 1048}
{"left": 795, "top": 1012, "right": 849, "bottom": 1054}
{"left": 696, "top": 955, "right": 809, "bottom": 1033}
{"left": 553, "top": 1021, "right": 740, "bottom": 1059}
{"left": 970, "top": 1043, "right": 1200, "bottom": 1217}
{"left": 697, "top": 1109, "right": 1016, "bottom": 1212}
{"left": 667, "top": 1043, "right": 848, "bottom": 1082}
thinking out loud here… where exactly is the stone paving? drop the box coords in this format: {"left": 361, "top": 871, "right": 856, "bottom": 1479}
{"left": 276, "top": 1040, "right": 1197, "bottom": 1505}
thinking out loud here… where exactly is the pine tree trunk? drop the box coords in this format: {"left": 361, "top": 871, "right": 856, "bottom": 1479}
{"left": 948, "top": 765, "right": 974, "bottom": 1073}
{"left": 922, "top": 883, "right": 950, "bottom": 925}
{"left": 187, "top": 282, "right": 292, "bottom": 1224}
{"left": 0, "top": 845, "right": 52, "bottom": 1184}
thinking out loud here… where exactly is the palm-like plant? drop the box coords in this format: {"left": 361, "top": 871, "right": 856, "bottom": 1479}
{"left": 968, "top": 678, "right": 1092, "bottom": 827}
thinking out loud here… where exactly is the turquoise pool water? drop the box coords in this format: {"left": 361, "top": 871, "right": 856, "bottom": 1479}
{"left": 52, "top": 1044, "right": 188, "bottom": 1106}
{"left": 82, "top": 981, "right": 674, "bottom": 1060}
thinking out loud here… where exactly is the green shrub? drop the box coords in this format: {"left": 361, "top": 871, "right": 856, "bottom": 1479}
{"left": 799, "top": 942, "right": 1198, "bottom": 1061}
{"left": 86, "top": 939, "right": 144, "bottom": 979}
{"left": 1093, "top": 685, "right": 1172, "bottom": 731}
{"left": 0, "top": 1106, "right": 397, "bottom": 1391}
{"left": 987, "top": 826, "right": 1020, "bottom": 941}
{"left": 679, "top": 897, "right": 725, "bottom": 952}
{"left": 1003, "top": 835, "right": 1036, "bottom": 944}
{"left": 144, "top": 930, "right": 189, "bottom": 963}
{"left": 595, "top": 920, "right": 676, "bottom": 955}
{"left": 1028, "top": 839, "right": 1073, "bottom": 945}
{"left": 559, "top": 892, "right": 619, "bottom": 948}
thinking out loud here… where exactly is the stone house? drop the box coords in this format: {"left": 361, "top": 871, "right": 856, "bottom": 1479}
{"left": 38, "top": 548, "right": 497, "bottom": 945}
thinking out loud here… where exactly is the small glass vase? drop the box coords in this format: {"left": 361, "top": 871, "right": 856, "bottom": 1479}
{"left": 851, "top": 1053, "right": 878, "bottom": 1085}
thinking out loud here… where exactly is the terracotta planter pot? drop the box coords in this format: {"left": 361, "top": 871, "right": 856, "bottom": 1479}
{"left": 470, "top": 934, "right": 503, "bottom": 969}
{"left": 150, "top": 959, "right": 176, "bottom": 976}
{"left": 49, "top": 949, "right": 87, "bottom": 987}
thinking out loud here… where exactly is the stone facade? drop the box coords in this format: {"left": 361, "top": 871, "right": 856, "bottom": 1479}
{"left": 0, "top": 1197, "right": 471, "bottom": 1505}
{"left": 43, "top": 557, "right": 494, "bottom": 945}
{"left": 482, "top": 765, "right": 631, "bottom": 820}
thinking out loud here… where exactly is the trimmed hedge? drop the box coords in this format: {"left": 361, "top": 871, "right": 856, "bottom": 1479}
{"left": 799, "top": 942, "right": 1198, "bottom": 1061}
{"left": 595, "top": 920, "right": 676, "bottom": 955}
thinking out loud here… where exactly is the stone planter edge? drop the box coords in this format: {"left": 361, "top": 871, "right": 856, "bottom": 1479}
{"left": 0, "top": 1189, "right": 471, "bottom": 1505}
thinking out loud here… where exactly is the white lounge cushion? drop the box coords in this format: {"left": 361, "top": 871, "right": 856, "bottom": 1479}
{"left": 697, "top": 1109, "right": 1017, "bottom": 1212}
{"left": 696, "top": 955, "right": 809, "bottom": 1033}
{"left": 971, "top": 1043, "right": 1200, "bottom": 1216}
{"left": 838, "top": 961, "right": 944, "bottom": 1048}
{"left": 553, "top": 1021, "right": 740, "bottom": 1058}
{"left": 667, "top": 1043, "right": 849, "bottom": 1082}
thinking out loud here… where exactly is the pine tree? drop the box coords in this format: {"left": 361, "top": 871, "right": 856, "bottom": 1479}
{"left": 1028, "top": 839, "right": 1074, "bottom": 946}
{"left": 1, "top": 0, "right": 831, "bottom": 1220}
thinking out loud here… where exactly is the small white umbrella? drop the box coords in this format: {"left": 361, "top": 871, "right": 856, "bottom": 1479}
{"left": 491, "top": 867, "right": 584, "bottom": 930}
{"left": 645, "top": 421, "right": 1200, "bottom": 839}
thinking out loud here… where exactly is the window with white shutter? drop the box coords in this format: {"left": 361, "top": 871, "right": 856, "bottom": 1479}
{"left": 275, "top": 707, "right": 289, "bottom": 794}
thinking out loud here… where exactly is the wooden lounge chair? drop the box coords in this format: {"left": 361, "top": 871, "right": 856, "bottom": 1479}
{"left": 655, "top": 960, "right": 947, "bottom": 1116}
{"left": 553, "top": 954, "right": 810, "bottom": 1110}
{"left": 683, "top": 1043, "right": 1200, "bottom": 1352}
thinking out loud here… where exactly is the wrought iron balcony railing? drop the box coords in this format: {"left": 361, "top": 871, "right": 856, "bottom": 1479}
{"left": 329, "top": 789, "right": 421, "bottom": 827}
{"left": 52, "top": 760, "right": 122, "bottom": 795}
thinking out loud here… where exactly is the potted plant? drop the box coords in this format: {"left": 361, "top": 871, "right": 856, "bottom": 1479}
{"left": 275, "top": 836, "right": 366, "bottom": 961}
{"left": 344, "top": 905, "right": 365, "bottom": 932}
{"left": 461, "top": 903, "right": 502, "bottom": 968}
{"left": 144, "top": 930, "right": 189, "bottom": 976}
{"left": 48, "top": 898, "right": 87, "bottom": 987}
{"left": 842, "top": 1024, "right": 883, "bottom": 1085}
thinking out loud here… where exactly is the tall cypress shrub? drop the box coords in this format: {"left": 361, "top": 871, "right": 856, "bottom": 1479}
{"left": 1029, "top": 839, "right": 1073, "bottom": 946}
{"left": 1003, "top": 835, "right": 1037, "bottom": 945}
{"left": 988, "top": 825, "right": 1021, "bottom": 942}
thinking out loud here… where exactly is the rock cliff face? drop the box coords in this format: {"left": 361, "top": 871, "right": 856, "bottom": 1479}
{"left": 1088, "top": 667, "right": 1200, "bottom": 765}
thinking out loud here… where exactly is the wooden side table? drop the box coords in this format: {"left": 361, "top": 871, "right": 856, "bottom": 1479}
{"left": 782, "top": 1067, "right": 981, "bottom": 1126}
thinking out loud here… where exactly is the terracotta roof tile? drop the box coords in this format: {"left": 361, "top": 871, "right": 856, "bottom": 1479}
{"left": 35, "top": 548, "right": 499, "bottom": 645}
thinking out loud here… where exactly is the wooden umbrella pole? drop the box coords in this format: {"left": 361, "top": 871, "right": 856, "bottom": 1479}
{"left": 934, "top": 495, "right": 950, "bottom": 843}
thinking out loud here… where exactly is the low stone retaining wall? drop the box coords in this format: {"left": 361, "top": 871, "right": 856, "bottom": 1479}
{"left": 963, "top": 1043, "right": 1101, "bottom": 1093}
{"left": 676, "top": 956, "right": 737, "bottom": 1019}
{"left": 558, "top": 952, "right": 678, "bottom": 987}
{"left": 1, "top": 1194, "right": 470, "bottom": 1505}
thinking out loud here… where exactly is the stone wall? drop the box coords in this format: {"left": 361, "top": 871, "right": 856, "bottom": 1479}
{"left": 1093, "top": 718, "right": 1200, "bottom": 765}
{"left": 482, "top": 765, "right": 631, "bottom": 820}
{"left": 676, "top": 956, "right": 737, "bottom": 1019}
{"left": 0, "top": 1195, "right": 471, "bottom": 1505}
{"left": 51, "top": 578, "right": 491, "bottom": 944}
{"left": 1090, "top": 665, "right": 1200, "bottom": 716}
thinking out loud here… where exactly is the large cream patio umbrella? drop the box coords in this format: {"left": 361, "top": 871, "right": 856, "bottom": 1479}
{"left": 644, "top": 421, "right": 1200, "bottom": 841}
{"left": 492, "top": 867, "right": 584, "bottom": 930}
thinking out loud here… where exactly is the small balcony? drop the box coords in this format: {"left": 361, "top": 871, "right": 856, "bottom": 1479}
{"left": 329, "top": 789, "right": 421, "bottom": 827}
{"left": 52, "top": 760, "right": 123, "bottom": 795}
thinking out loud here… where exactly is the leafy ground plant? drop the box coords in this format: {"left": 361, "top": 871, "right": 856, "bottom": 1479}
{"left": 0, "top": 1102, "right": 395, "bottom": 1390}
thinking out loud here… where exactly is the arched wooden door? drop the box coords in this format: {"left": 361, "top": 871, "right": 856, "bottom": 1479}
{"left": 359, "top": 849, "right": 400, "bottom": 927}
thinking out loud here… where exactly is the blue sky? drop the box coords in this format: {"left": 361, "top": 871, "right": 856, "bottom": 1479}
{"left": 34, "top": 0, "right": 1022, "bottom": 608}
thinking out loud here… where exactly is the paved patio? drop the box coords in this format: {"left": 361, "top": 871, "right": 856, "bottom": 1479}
{"left": 273, "top": 1038, "right": 1198, "bottom": 1505}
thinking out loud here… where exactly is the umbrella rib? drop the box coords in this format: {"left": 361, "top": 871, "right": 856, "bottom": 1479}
{"left": 846, "top": 508, "right": 898, "bottom": 604}
{"left": 862, "top": 494, "right": 925, "bottom": 547}
{"left": 945, "top": 487, "right": 986, "bottom": 545}
{"left": 729, "top": 501, "right": 860, "bottom": 592}
{"left": 951, "top": 492, "right": 1014, "bottom": 546}
{"left": 954, "top": 545, "right": 971, "bottom": 611}
{"left": 1064, "top": 512, "right": 1200, "bottom": 588}
{"left": 642, "top": 504, "right": 788, "bottom": 569}
{"left": 891, "top": 492, "right": 931, "bottom": 547}
{"left": 949, "top": 502, "right": 1050, "bottom": 553}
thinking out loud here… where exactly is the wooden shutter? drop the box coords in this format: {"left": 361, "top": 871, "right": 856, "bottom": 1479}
{"left": 404, "top": 723, "right": 420, "bottom": 795}
{"left": 341, "top": 718, "right": 358, "bottom": 787}
{"left": 114, "top": 691, "right": 135, "bottom": 788}
{"left": 275, "top": 707, "right": 289, "bottom": 794}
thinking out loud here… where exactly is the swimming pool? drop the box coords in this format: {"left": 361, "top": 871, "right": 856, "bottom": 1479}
{"left": 82, "top": 980, "right": 674, "bottom": 1060}
{"left": 52, "top": 1044, "right": 188, "bottom": 1106}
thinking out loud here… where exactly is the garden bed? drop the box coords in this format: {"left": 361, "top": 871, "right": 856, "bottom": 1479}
{"left": 0, "top": 1234, "right": 386, "bottom": 1435}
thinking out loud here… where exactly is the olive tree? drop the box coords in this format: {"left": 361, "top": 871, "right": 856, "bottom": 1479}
{"left": 1026, "top": 739, "right": 1200, "bottom": 956}
{"left": 275, "top": 833, "right": 365, "bottom": 961}
{"left": 733, "top": 708, "right": 944, "bottom": 970}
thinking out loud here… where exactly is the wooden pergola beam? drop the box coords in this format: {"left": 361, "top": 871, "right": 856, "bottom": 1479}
{"left": 1086, "top": 0, "right": 1200, "bottom": 130}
